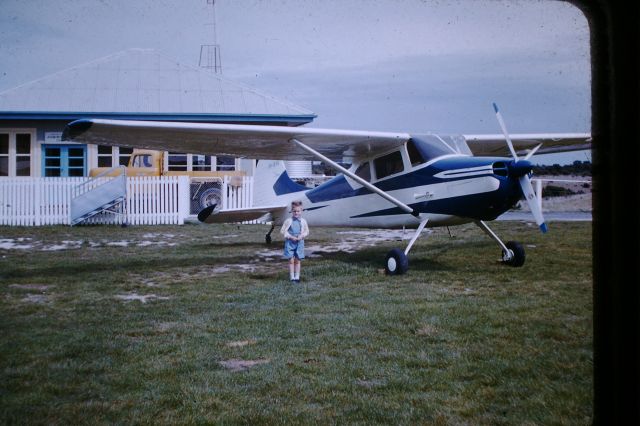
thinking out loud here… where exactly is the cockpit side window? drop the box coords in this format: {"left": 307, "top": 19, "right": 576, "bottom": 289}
{"left": 355, "top": 161, "right": 371, "bottom": 182}
{"left": 407, "top": 139, "right": 426, "bottom": 167}
{"left": 374, "top": 151, "right": 404, "bottom": 180}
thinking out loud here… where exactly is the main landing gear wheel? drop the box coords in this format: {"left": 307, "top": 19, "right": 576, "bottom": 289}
{"left": 502, "top": 241, "right": 525, "bottom": 267}
{"left": 198, "top": 187, "right": 222, "bottom": 210}
{"left": 385, "top": 248, "right": 409, "bottom": 275}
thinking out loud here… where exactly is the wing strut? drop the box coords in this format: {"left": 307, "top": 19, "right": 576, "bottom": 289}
{"left": 291, "top": 139, "right": 420, "bottom": 218}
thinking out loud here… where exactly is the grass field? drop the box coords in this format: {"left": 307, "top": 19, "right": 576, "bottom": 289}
{"left": 1, "top": 220, "right": 592, "bottom": 424}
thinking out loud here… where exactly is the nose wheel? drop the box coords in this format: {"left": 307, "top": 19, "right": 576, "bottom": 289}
{"left": 475, "top": 220, "right": 526, "bottom": 267}
{"left": 502, "top": 241, "right": 525, "bottom": 267}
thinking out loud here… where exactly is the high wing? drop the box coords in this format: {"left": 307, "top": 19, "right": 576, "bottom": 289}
{"left": 463, "top": 133, "right": 591, "bottom": 157}
{"left": 64, "top": 119, "right": 591, "bottom": 161}
{"left": 63, "top": 119, "right": 410, "bottom": 161}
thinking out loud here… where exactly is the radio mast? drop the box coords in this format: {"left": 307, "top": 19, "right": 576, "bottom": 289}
{"left": 199, "top": 0, "right": 222, "bottom": 73}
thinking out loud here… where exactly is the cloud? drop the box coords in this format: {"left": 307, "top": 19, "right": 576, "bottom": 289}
{"left": 234, "top": 47, "right": 590, "bottom": 134}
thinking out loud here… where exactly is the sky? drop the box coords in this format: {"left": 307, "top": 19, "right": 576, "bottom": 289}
{"left": 0, "top": 0, "right": 591, "bottom": 165}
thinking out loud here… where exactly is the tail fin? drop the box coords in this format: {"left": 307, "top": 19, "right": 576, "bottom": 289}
{"left": 253, "top": 160, "right": 307, "bottom": 206}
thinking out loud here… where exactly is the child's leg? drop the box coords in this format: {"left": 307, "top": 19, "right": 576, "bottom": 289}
{"left": 294, "top": 258, "right": 301, "bottom": 280}
{"left": 289, "top": 257, "right": 295, "bottom": 280}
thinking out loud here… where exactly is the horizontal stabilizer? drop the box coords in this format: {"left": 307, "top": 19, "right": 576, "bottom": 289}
{"left": 198, "top": 205, "right": 287, "bottom": 224}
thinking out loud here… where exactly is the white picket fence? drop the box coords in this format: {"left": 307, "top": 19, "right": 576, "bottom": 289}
{"left": 124, "top": 176, "right": 185, "bottom": 226}
{"left": 222, "top": 176, "right": 254, "bottom": 210}
{"left": 0, "top": 177, "right": 81, "bottom": 226}
{"left": 0, "top": 175, "right": 254, "bottom": 226}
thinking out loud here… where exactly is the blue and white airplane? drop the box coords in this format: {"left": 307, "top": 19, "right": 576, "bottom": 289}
{"left": 64, "top": 104, "right": 590, "bottom": 275}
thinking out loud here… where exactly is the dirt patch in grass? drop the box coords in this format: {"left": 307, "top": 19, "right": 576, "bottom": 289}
{"left": 114, "top": 293, "right": 170, "bottom": 303}
{"left": 8, "top": 284, "right": 55, "bottom": 304}
{"left": 219, "top": 358, "right": 270, "bottom": 372}
{"left": 416, "top": 324, "right": 439, "bottom": 337}
{"left": 226, "top": 339, "right": 257, "bottom": 348}
{"left": 9, "top": 284, "right": 54, "bottom": 292}
{"left": 20, "top": 294, "right": 51, "bottom": 304}
{"left": 355, "top": 378, "right": 386, "bottom": 388}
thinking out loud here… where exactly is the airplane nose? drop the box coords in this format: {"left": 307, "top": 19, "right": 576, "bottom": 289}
{"left": 507, "top": 160, "right": 533, "bottom": 177}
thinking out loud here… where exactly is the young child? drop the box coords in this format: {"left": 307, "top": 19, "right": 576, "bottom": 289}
{"left": 280, "top": 200, "right": 309, "bottom": 283}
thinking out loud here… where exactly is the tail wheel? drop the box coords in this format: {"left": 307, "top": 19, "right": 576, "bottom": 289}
{"left": 502, "top": 241, "right": 525, "bottom": 267}
{"left": 385, "top": 248, "right": 409, "bottom": 275}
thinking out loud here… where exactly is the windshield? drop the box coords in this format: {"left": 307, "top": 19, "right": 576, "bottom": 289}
{"left": 409, "top": 134, "right": 472, "bottom": 162}
{"left": 132, "top": 154, "right": 153, "bottom": 168}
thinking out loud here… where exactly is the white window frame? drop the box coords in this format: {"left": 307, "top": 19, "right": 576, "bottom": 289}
{"left": 163, "top": 152, "right": 238, "bottom": 172}
{"left": 0, "top": 128, "right": 37, "bottom": 177}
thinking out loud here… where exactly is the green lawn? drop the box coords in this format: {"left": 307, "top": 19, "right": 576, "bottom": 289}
{"left": 1, "top": 221, "right": 592, "bottom": 424}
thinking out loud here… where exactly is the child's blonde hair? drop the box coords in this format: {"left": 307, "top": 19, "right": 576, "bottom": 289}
{"left": 291, "top": 200, "right": 303, "bottom": 208}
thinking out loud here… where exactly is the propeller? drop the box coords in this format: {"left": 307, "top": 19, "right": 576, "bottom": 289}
{"left": 493, "top": 103, "right": 547, "bottom": 233}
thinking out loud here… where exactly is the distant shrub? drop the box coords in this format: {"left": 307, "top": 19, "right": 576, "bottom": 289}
{"left": 534, "top": 160, "right": 591, "bottom": 176}
{"left": 543, "top": 185, "right": 577, "bottom": 197}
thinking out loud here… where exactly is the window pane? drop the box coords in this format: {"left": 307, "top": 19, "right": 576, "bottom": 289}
{"left": 407, "top": 140, "right": 425, "bottom": 166}
{"left": 98, "top": 145, "right": 112, "bottom": 154}
{"left": 119, "top": 147, "right": 133, "bottom": 166}
{"left": 410, "top": 135, "right": 455, "bottom": 161}
{"left": 216, "top": 155, "right": 235, "bottom": 171}
{"left": 0, "top": 157, "right": 8, "bottom": 176}
{"left": 16, "top": 134, "right": 31, "bottom": 154}
{"left": 45, "top": 147, "right": 61, "bottom": 157}
{"left": 132, "top": 155, "right": 153, "bottom": 167}
{"left": 192, "top": 155, "right": 212, "bottom": 171}
{"left": 169, "top": 153, "right": 188, "bottom": 171}
{"left": 45, "top": 168, "right": 60, "bottom": 177}
{"left": 68, "top": 148, "right": 84, "bottom": 157}
{"left": 46, "top": 158, "right": 61, "bottom": 167}
{"left": 355, "top": 162, "right": 371, "bottom": 181}
{"left": 0, "top": 134, "right": 8, "bottom": 154}
{"left": 98, "top": 157, "right": 112, "bottom": 167}
{"left": 68, "top": 168, "right": 84, "bottom": 177}
{"left": 374, "top": 151, "right": 404, "bottom": 180}
{"left": 16, "top": 156, "right": 30, "bottom": 176}
{"left": 69, "top": 158, "right": 84, "bottom": 167}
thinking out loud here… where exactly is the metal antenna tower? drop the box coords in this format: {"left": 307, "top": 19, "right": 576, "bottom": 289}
{"left": 199, "top": 0, "right": 222, "bottom": 73}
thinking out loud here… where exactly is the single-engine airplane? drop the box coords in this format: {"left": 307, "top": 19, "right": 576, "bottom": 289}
{"left": 63, "top": 104, "right": 591, "bottom": 275}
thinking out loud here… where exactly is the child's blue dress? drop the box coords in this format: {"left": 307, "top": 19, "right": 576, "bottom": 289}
{"left": 283, "top": 218, "right": 305, "bottom": 259}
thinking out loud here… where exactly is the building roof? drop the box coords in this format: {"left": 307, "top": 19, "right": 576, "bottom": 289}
{"left": 0, "top": 48, "right": 315, "bottom": 125}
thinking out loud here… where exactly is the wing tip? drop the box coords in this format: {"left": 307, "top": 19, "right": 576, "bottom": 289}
{"left": 62, "top": 119, "right": 93, "bottom": 141}
{"left": 539, "top": 223, "right": 548, "bottom": 233}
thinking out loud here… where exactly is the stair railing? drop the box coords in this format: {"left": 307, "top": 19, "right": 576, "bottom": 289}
{"left": 73, "top": 165, "right": 126, "bottom": 198}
